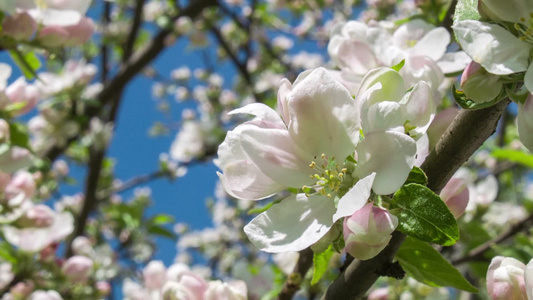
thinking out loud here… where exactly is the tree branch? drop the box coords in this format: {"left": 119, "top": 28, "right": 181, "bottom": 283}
{"left": 277, "top": 248, "right": 314, "bottom": 300}
{"left": 321, "top": 99, "right": 510, "bottom": 299}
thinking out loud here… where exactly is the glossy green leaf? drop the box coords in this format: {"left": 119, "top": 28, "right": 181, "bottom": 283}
{"left": 311, "top": 245, "right": 335, "bottom": 286}
{"left": 404, "top": 166, "right": 428, "bottom": 186}
{"left": 396, "top": 237, "right": 478, "bottom": 292}
{"left": 390, "top": 184, "right": 459, "bottom": 246}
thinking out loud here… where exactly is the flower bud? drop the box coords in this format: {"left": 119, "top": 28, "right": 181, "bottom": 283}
{"left": 487, "top": 256, "right": 527, "bottom": 300}
{"left": 518, "top": 94, "right": 533, "bottom": 152}
{"left": 343, "top": 202, "right": 398, "bottom": 260}
{"left": 2, "top": 12, "right": 36, "bottom": 40}
{"left": 143, "top": 260, "right": 167, "bottom": 290}
{"left": 63, "top": 17, "right": 95, "bottom": 46}
{"left": 62, "top": 255, "right": 93, "bottom": 282}
{"left": 10, "top": 280, "right": 34, "bottom": 298}
{"left": 37, "top": 26, "right": 69, "bottom": 47}
{"left": 440, "top": 177, "right": 469, "bottom": 218}
{"left": 5, "top": 78, "right": 40, "bottom": 115}
{"left": 461, "top": 61, "right": 503, "bottom": 103}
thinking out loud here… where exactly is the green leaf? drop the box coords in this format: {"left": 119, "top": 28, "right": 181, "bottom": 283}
{"left": 311, "top": 245, "right": 335, "bottom": 286}
{"left": 0, "top": 242, "right": 17, "bottom": 264}
{"left": 9, "top": 50, "right": 41, "bottom": 80}
{"left": 147, "top": 225, "right": 177, "bottom": 239}
{"left": 9, "top": 122, "right": 31, "bottom": 149}
{"left": 453, "top": 0, "right": 480, "bottom": 25}
{"left": 390, "top": 184, "right": 459, "bottom": 246}
{"left": 396, "top": 237, "right": 478, "bottom": 292}
{"left": 492, "top": 148, "right": 533, "bottom": 168}
{"left": 149, "top": 214, "right": 174, "bottom": 225}
{"left": 391, "top": 59, "right": 405, "bottom": 72}
{"left": 452, "top": 85, "right": 505, "bottom": 110}
{"left": 404, "top": 166, "right": 428, "bottom": 186}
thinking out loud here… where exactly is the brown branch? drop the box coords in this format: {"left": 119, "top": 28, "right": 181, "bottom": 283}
{"left": 277, "top": 248, "right": 314, "bottom": 300}
{"left": 452, "top": 211, "right": 533, "bottom": 265}
{"left": 122, "top": 0, "right": 147, "bottom": 62}
{"left": 321, "top": 100, "right": 510, "bottom": 299}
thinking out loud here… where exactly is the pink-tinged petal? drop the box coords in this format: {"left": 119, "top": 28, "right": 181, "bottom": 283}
{"left": 453, "top": 21, "right": 532, "bottom": 75}
{"left": 244, "top": 194, "right": 336, "bottom": 252}
{"left": 518, "top": 94, "right": 533, "bottom": 152}
{"left": 440, "top": 177, "right": 469, "bottom": 218}
{"left": 327, "top": 69, "right": 362, "bottom": 96}
{"left": 337, "top": 40, "right": 379, "bottom": 75}
{"left": 356, "top": 68, "right": 405, "bottom": 105}
{"left": 437, "top": 52, "right": 472, "bottom": 74}
{"left": 239, "top": 127, "right": 314, "bottom": 188}
{"left": 217, "top": 161, "right": 285, "bottom": 201}
{"left": 411, "top": 27, "right": 450, "bottom": 61}
{"left": 400, "top": 55, "right": 444, "bottom": 93}
{"left": 332, "top": 173, "right": 375, "bottom": 222}
{"left": 401, "top": 81, "right": 435, "bottom": 138}
{"left": 487, "top": 257, "right": 527, "bottom": 300}
{"left": 277, "top": 78, "right": 292, "bottom": 124}
{"left": 427, "top": 107, "right": 459, "bottom": 150}
{"left": 287, "top": 68, "right": 360, "bottom": 159}
{"left": 355, "top": 131, "right": 417, "bottom": 195}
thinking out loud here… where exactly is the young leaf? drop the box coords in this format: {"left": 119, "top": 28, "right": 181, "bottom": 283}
{"left": 492, "top": 148, "right": 533, "bottom": 169}
{"left": 390, "top": 183, "right": 459, "bottom": 246}
{"left": 396, "top": 236, "right": 478, "bottom": 293}
{"left": 453, "top": 0, "right": 480, "bottom": 25}
{"left": 391, "top": 59, "right": 405, "bottom": 72}
{"left": 9, "top": 122, "right": 31, "bottom": 149}
{"left": 9, "top": 50, "right": 41, "bottom": 80}
{"left": 452, "top": 85, "right": 505, "bottom": 110}
{"left": 404, "top": 166, "right": 428, "bottom": 186}
{"left": 311, "top": 245, "right": 335, "bottom": 286}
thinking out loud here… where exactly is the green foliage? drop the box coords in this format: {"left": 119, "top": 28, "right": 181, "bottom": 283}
{"left": 492, "top": 148, "right": 533, "bottom": 168}
{"left": 390, "top": 184, "right": 459, "bottom": 246}
{"left": 8, "top": 122, "right": 31, "bottom": 149}
{"left": 391, "top": 60, "right": 405, "bottom": 72}
{"left": 311, "top": 245, "right": 335, "bottom": 286}
{"left": 404, "top": 166, "right": 428, "bottom": 186}
{"left": 396, "top": 237, "right": 478, "bottom": 292}
{"left": 453, "top": 0, "right": 480, "bottom": 24}
{"left": 9, "top": 49, "right": 41, "bottom": 80}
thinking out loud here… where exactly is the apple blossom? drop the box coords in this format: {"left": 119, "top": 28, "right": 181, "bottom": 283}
{"left": 62, "top": 255, "right": 93, "bottom": 282}
{"left": 29, "top": 290, "right": 63, "bottom": 300}
{"left": 5, "top": 77, "right": 40, "bottom": 115}
{"left": 328, "top": 20, "right": 470, "bottom": 96}
{"left": 204, "top": 280, "right": 247, "bottom": 300}
{"left": 440, "top": 176, "right": 469, "bottom": 219}
{"left": 487, "top": 256, "right": 527, "bottom": 300}
{"left": 460, "top": 61, "right": 504, "bottom": 103}
{"left": 517, "top": 94, "right": 533, "bottom": 152}
{"left": 13, "top": 0, "right": 92, "bottom": 27}
{"left": 144, "top": 260, "right": 167, "bottom": 290}
{"left": 6, "top": 171, "right": 36, "bottom": 198}
{"left": 217, "top": 68, "right": 417, "bottom": 253}
{"left": 343, "top": 202, "right": 398, "bottom": 260}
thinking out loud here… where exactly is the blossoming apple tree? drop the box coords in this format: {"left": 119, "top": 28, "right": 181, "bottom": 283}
{"left": 1, "top": 0, "right": 533, "bottom": 299}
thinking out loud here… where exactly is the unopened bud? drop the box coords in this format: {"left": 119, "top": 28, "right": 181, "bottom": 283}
{"left": 461, "top": 61, "right": 503, "bottom": 103}
{"left": 62, "top": 255, "right": 94, "bottom": 282}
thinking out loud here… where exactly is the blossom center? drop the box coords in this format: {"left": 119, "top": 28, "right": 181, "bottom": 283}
{"left": 515, "top": 13, "right": 533, "bottom": 43}
{"left": 302, "top": 154, "right": 350, "bottom": 198}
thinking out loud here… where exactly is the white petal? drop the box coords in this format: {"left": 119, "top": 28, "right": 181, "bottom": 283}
{"left": 332, "top": 173, "right": 376, "bottom": 222}
{"left": 30, "top": 9, "right": 82, "bottom": 26}
{"left": 437, "top": 52, "right": 472, "bottom": 74}
{"left": 239, "top": 127, "right": 314, "bottom": 188}
{"left": 337, "top": 40, "right": 379, "bottom": 75}
{"left": 355, "top": 131, "right": 417, "bottom": 195}
{"left": 361, "top": 101, "right": 405, "bottom": 134}
{"left": 481, "top": 0, "right": 533, "bottom": 24}
{"left": 401, "top": 81, "right": 435, "bottom": 138}
{"left": 229, "top": 103, "right": 286, "bottom": 129}
{"left": 327, "top": 69, "right": 362, "bottom": 96}
{"left": 244, "top": 194, "right": 336, "bottom": 252}
{"left": 411, "top": 27, "right": 450, "bottom": 61}
{"left": 356, "top": 67, "right": 405, "bottom": 105}
{"left": 525, "top": 259, "right": 533, "bottom": 300}
{"left": 287, "top": 68, "right": 360, "bottom": 159}
{"left": 453, "top": 21, "right": 532, "bottom": 75}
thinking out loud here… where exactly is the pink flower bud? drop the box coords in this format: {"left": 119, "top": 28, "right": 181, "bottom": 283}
{"left": 143, "top": 260, "right": 167, "bottom": 290}
{"left": 2, "top": 12, "right": 36, "bottom": 40}
{"left": 343, "top": 202, "right": 398, "bottom": 260}
{"left": 63, "top": 17, "right": 95, "bottom": 46}
{"left": 518, "top": 94, "right": 533, "bottom": 152}
{"left": 10, "top": 280, "right": 34, "bottom": 298}
{"left": 460, "top": 61, "right": 503, "bottom": 104}
{"left": 440, "top": 177, "right": 469, "bottom": 219}
{"left": 37, "top": 26, "right": 69, "bottom": 47}
{"left": 487, "top": 256, "right": 527, "bottom": 300}
{"left": 62, "top": 255, "right": 93, "bottom": 282}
